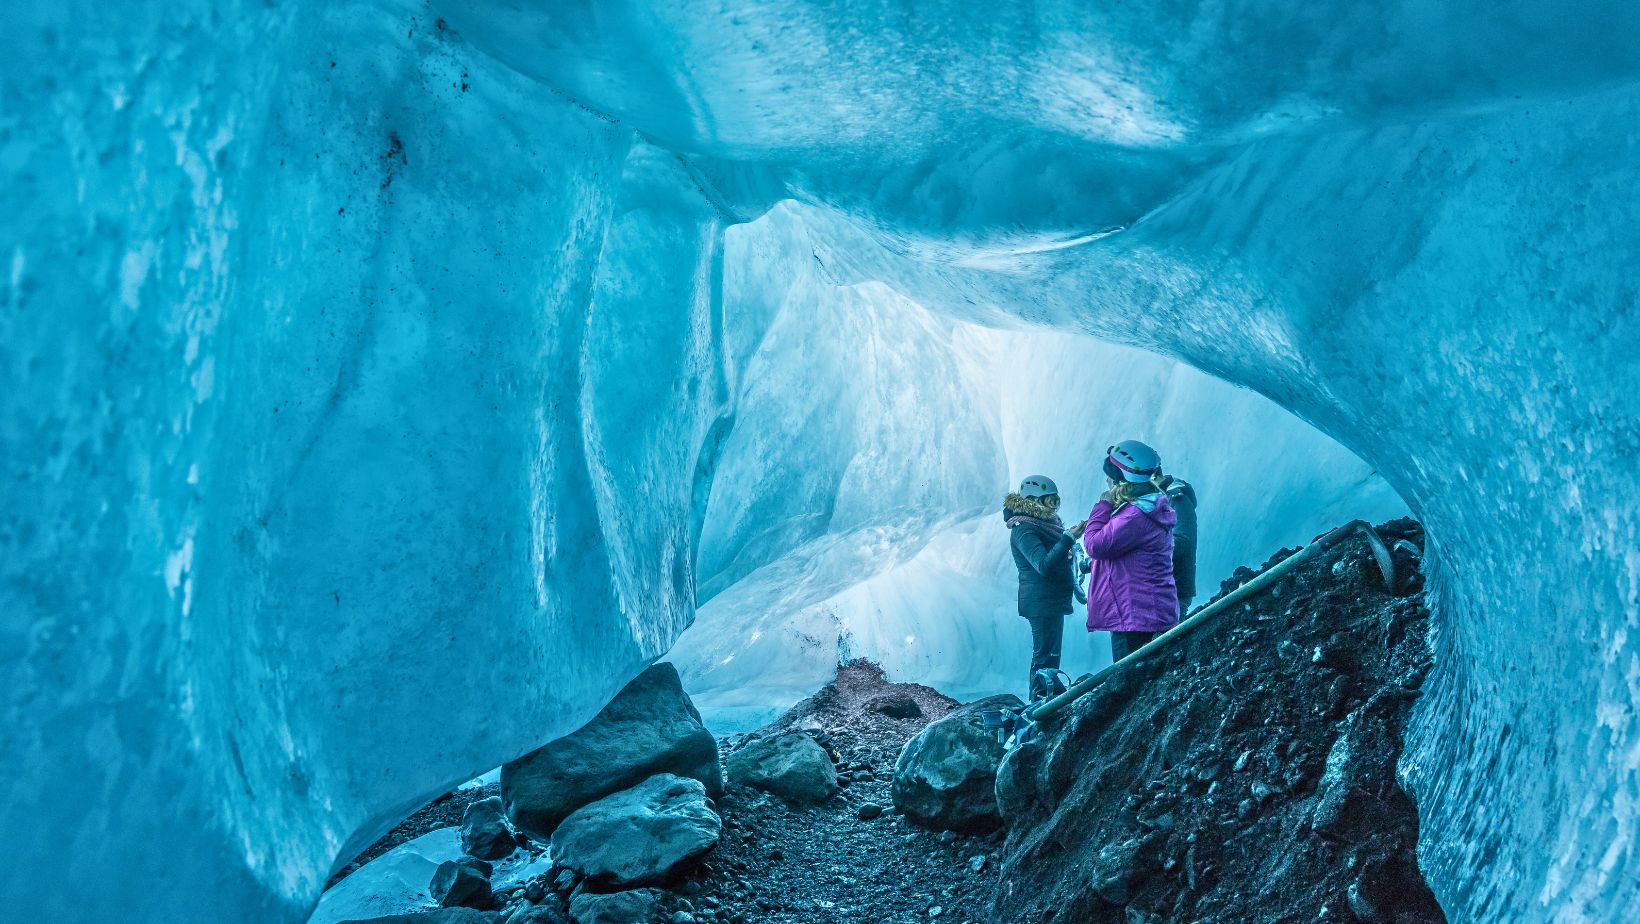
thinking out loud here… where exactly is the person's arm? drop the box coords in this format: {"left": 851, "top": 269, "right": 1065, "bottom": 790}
{"left": 1015, "top": 526, "right": 1074, "bottom": 576}
{"left": 1082, "top": 501, "right": 1148, "bottom": 560}
{"left": 1168, "top": 481, "right": 1198, "bottom": 545}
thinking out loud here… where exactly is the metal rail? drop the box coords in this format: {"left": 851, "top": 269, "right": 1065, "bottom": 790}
{"left": 1026, "top": 520, "right": 1397, "bottom": 725}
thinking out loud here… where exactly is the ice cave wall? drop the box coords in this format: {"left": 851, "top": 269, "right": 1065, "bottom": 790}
{"left": 4, "top": 2, "right": 723, "bottom": 919}
{"left": 435, "top": 4, "right": 1640, "bottom": 919}
{"left": 5, "top": 1, "right": 1640, "bottom": 923}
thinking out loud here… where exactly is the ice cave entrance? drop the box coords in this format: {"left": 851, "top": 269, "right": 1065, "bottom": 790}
{"left": 617, "top": 208, "right": 1403, "bottom": 730}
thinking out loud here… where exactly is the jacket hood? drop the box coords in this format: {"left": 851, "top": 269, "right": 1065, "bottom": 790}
{"left": 1114, "top": 491, "right": 1177, "bottom": 529}
{"left": 1003, "top": 492, "right": 1063, "bottom": 526}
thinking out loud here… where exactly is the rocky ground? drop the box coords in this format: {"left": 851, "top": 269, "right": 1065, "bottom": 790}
{"left": 993, "top": 518, "right": 1443, "bottom": 923}
{"left": 329, "top": 518, "right": 1443, "bottom": 924}
{"left": 690, "top": 662, "right": 1002, "bottom": 924}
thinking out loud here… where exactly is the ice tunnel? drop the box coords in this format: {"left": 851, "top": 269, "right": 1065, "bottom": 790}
{"left": 3, "top": 1, "right": 1639, "bottom": 922}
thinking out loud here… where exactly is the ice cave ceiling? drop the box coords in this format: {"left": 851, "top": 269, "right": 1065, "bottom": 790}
{"left": 3, "top": 1, "right": 1639, "bottom": 921}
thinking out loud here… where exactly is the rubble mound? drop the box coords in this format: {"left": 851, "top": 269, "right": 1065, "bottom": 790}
{"left": 993, "top": 518, "right": 1442, "bottom": 923}
{"left": 689, "top": 661, "right": 1001, "bottom": 923}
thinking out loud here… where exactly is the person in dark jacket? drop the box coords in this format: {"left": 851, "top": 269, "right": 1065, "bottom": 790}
{"left": 1004, "top": 475, "right": 1086, "bottom": 699}
{"left": 1154, "top": 468, "right": 1198, "bottom": 616}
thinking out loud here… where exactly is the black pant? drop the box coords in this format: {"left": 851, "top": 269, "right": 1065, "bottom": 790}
{"left": 1026, "top": 615, "right": 1065, "bottom": 698}
{"left": 1110, "top": 630, "right": 1158, "bottom": 662}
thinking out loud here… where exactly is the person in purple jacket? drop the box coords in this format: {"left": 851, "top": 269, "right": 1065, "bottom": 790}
{"left": 1083, "top": 440, "right": 1181, "bottom": 662}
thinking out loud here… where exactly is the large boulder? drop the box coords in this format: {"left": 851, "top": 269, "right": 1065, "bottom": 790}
{"left": 460, "top": 796, "right": 518, "bottom": 861}
{"left": 568, "top": 888, "right": 666, "bottom": 924}
{"left": 503, "top": 662, "right": 721, "bottom": 838}
{"left": 724, "top": 732, "right": 838, "bottom": 803}
{"left": 550, "top": 774, "right": 721, "bottom": 889}
{"left": 430, "top": 858, "right": 494, "bottom": 910}
{"left": 891, "top": 693, "right": 1022, "bottom": 833}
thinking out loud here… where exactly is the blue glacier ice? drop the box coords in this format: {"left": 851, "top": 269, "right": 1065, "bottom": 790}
{"left": 3, "top": 1, "right": 1638, "bottom": 922}
{"left": 672, "top": 202, "right": 1408, "bottom": 718}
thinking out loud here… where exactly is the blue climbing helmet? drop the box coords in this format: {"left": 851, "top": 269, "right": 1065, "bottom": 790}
{"left": 1018, "top": 475, "right": 1059, "bottom": 498}
{"left": 1103, "top": 440, "right": 1161, "bottom": 483}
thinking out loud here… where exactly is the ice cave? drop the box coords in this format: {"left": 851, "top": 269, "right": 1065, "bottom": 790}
{"left": 3, "top": 0, "right": 1638, "bottom": 921}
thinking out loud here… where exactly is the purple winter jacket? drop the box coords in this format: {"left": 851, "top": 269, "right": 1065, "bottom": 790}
{"left": 1082, "top": 493, "right": 1181, "bottom": 633}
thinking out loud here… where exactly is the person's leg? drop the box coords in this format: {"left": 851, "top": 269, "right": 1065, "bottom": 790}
{"left": 1043, "top": 614, "right": 1064, "bottom": 673}
{"left": 1027, "top": 616, "right": 1052, "bottom": 698}
{"left": 1111, "top": 630, "right": 1159, "bottom": 662}
{"left": 1109, "top": 630, "right": 1132, "bottom": 662}
{"left": 1035, "top": 614, "right": 1066, "bottom": 696}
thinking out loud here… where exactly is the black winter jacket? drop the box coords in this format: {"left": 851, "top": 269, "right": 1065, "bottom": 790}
{"left": 1159, "top": 476, "right": 1199, "bottom": 599}
{"left": 1004, "top": 493, "right": 1076, "bottom": 619}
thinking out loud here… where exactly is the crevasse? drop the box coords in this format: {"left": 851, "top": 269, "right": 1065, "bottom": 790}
{"left": 3, "top": 1, "right": 1637, "bottom": 922}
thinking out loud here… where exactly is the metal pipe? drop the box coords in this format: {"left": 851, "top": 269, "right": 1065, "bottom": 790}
{"left": 1027, "top": 520, "right": 1395, "bottom": 725}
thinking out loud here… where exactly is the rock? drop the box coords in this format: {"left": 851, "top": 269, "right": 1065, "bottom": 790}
{"left": 857, "top": 802, "right": 886, "bottom": 820}
{"left": 504, "top": 662, "right": 722, "bottom": 837}
{"left": 462, "top": 796, "right": 519, "bottom": 861}
{"left": 1089, "top": 838, "right": 1142, "bottom": 905}
{"left": 1310, "top": 711, "right": 1386, "bottom": 838}
{"left": 1139, "top": 810, "right": 1175, "bottom": 832}
{"left": 891, "top": 694, "right": 1021, "bottom": 833}
{"left": 507, "top": 905, "right": 570, "bottom": 924}
{"left": 1346, "top": 880, "right": 1385, "bottom": 923}
{"left": 431, "top": 858, "right": 494, "bottom": 910}
{"left": 568, "top": 888, "right": 666, "bottom": 924}
{"left": 341, "top": 910, "right": 500, "bottom": 924}
{"left": 551, "top": 774, "right": 721, "bottom": 888}
{"left": 865, "top": 691, "right": 923, "bottom": 719}
{"left": 725, "top": 733, "right": 838, "bottom": 803}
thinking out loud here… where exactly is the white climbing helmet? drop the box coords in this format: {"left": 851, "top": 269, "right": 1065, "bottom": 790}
{"left": 1019, "top": 475, "right": 1059, "bottom": 498}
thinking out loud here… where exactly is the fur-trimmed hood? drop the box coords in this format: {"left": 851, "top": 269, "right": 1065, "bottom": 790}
{"left": 1003, "top": 492, "right": 1064, "bottom": 528}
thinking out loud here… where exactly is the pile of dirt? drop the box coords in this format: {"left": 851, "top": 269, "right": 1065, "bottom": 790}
{"left": 992, "top": 518, "right": 1442, "bottom": 923}
{"left": 690, "top": 661, "right": 1004, "bottom": 924}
